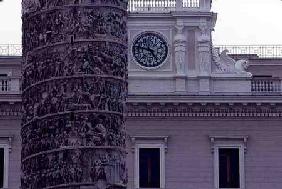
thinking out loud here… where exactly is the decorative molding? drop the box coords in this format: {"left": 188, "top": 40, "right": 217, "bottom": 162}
{"left": 209, "top": 135, "right": 248, "bottom": 153}
{"left": 130, "top": 135, "right": 169, "bottom": 152}
{"left": 0, "top": 103, "right": 22, "bottom": 117}
{"left": 127, "top": 102, "right": 282, "bottom": 118}
{"left": 2, "top": 101, "right": 282, "bottom": 118}
{"left": 0, "top": 135, "right": 13, "bottom": 153}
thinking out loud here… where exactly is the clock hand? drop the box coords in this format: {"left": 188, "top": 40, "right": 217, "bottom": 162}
{"left": 137, "top": 46, "right": 157, "bottom": 60}
{"left": 144, "top": 47, "right": 157, "bottom": 60}
{"left": 149, "top": 48, "right": 158, "bottom": 60}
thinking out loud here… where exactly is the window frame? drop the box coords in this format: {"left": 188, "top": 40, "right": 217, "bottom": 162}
{"left": 210, "top": 136, "right": 247, "bottom": 189}
{"left": 0, "top": 143, "right": 10, "bottom": 189}
{"left": 131, "top": 136, "right": 168, "bottom": 189}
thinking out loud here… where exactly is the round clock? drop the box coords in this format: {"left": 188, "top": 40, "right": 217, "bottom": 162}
{"left": 132, "top": 32, "right": 168, "bottom": 68}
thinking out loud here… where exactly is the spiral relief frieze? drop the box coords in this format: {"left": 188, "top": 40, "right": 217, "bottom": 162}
{"left": 22, "top": 0, "right": 128, "bottom": 188}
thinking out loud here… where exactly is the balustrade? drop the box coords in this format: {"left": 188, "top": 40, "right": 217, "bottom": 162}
{"left": 251, "top": 77, "right": 281, "bottom": 94}
{"left": 216, "top": 45, "right": 282, "bottom": 59}
{"left": 128, "top": 0, "right": 205, "bottom": 12}
{"left": 0, "top": 44, "right": 22, "bottom": 56}
{"left": 0, "top": 78, "right": 10, "bottom": 92}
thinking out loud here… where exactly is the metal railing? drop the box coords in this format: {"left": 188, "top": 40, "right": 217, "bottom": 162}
{"left": 128, "top": 0, "right": 202, "bottom": 12}
{"left": 1, "top": 45, "right": 282, "bottom": 59}
{"left": 251, "top": 77, "right": 281, "bottom": 94}
{"left": 216, "top": 45, "right": 282, "bottom": 59}
{"left": 0, "top": 44, "right": 22, "bottom": 56}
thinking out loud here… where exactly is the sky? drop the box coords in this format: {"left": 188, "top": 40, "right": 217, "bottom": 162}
{"left": 0, "top": 0, "right": 282, "bottom": 45}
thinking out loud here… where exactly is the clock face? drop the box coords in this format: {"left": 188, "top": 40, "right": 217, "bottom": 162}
{"left": 132, "top": 32, "right": 168, "bottom": 68}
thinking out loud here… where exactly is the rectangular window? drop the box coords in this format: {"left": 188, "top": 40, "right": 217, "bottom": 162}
{"left": 219, "top": 148, "right": 240, "bottom": 188}
{"left": 139, "top": 148, "right": 160, "bottom": 188}
{"left": 0, "top": 148, "right": 4, "bottom": 188}
{"left": 132, "top": 136, "right": 167, "bottom": 189}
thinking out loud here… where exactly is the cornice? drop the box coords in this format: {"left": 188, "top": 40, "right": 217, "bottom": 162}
{"left": 2, "top": 94, "right": 282, "bottom": 118}
{"left": 127, "top": 102, "right": 282, "bottom": 118}
{"left": 128, "top": 11, "right": 213, "bottom": 19}
{"left": 0, "top": 94, "right": 21, "bottom": 102}
{"left": 0, "top": 56, "right": 22, "bottom": 66}
{"left": 127, "top": 95, "right": 282, "bottom": 118}
{"left": 0, "top": 102, "right": 22, "bottom": 117}
{"left": 127, "top": 94, "right": 282, "bottom": 104}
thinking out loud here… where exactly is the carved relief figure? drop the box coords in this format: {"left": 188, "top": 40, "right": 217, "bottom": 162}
{"left": 198, "top": 25, "right": 211, "bottom": 74}
{"left": 174, "top": 23, "right": 186, "bottom": 75}
{"left": 22, "top": 0, "right": 128, "bottom": 188}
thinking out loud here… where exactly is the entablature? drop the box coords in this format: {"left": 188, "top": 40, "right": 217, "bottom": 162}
{"left": 127, "top": 95, "right": 282, "bottom": 118}
{"left": 127, "top": 94, "right": 282, "bottom": 104}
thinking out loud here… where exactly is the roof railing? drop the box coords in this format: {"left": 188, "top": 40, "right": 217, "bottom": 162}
{"left": 0, "top": 44, "right": 22, "bottom": 57}
{"left": 216, "top": 45, "right": 282, "bottom": 59}
{"left": 128, "top": 0, "right": 210, "bottom": 13}
{"left": 1, "top": 44, "right": 282, "bottom": 58}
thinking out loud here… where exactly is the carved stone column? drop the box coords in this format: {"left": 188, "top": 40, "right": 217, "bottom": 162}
{"left": 174, "top": 23, "right": 186, "bottom": 76}
{"left": 174, "top": 21, "right": 187, "bottom": 92}
{"left": 197, "top": 25, "right": 211, "bottom": 94}
{"left": 21, "top": 0, "right": 127, "bottom": 189}
{"left": 198, "top": 25, "right": 211, "bottom": 76}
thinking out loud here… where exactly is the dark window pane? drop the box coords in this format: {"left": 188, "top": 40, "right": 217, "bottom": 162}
{"left": 219, "top": 148, "right": 240, "bottom": 188}
{"left": 0, "top": 148, "right": 4, "bottom": 188}
{"left": 139, "top": 148, "right": 160, "bottom": 188}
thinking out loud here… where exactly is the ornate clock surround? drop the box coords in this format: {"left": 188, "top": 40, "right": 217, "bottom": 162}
{"left": 131, "top": 31, "right": 169, "bottom": 70}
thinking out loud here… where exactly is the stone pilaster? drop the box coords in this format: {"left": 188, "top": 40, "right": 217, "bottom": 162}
{"left": 21, "top": 0, "right": 127, "bottom": 188}
{"left": 174, "top": 21, "right": 187, "bottom": 92}
{"left": 197, "top": 24, "right": 211, "bottom": 94}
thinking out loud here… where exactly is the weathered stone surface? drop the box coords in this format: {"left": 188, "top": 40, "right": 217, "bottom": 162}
{"left": 21, "top": 0, "right": 128, "bottom": 188}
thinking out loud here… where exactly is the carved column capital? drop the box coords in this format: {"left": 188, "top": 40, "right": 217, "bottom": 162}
{"left": 198, "top": 24, "right": 211, "bottom": 43}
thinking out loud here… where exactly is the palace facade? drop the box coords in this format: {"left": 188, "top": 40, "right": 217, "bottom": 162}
{"left": 1, "top": 0, "right": 282, "bottom": 188}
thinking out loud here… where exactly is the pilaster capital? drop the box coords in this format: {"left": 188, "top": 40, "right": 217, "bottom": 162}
{"left": 174, "top": 21, "right": 187, "bottom": 44}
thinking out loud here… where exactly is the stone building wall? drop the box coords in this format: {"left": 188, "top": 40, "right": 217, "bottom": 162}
{"left": 126, "top": 116, "right": 282, "bottom": 189}
{"left": 0, "top": 117, "right": 21, "bottom": 189}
